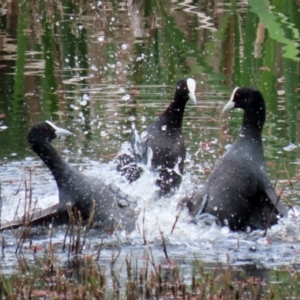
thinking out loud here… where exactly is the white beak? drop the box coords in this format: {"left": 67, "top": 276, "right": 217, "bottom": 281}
{"left": 187, "top": 78, "right": 197, "bottom": 104}
{"left": 222, "top": 87, "right": 239, "bottom": 113}
{"left": 45, "top": 120, "right": 72, "bottom": 136}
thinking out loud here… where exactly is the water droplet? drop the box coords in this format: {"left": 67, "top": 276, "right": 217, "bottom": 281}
{"left": 80, "top": 99, "right": 87, "bottom": 106}
{"left": 117, "top": 87, "right": 125, "bottom": 93}
{"left": 136, "top": 53, "right": 145, "bottom": 61}
{"left": 122, "top": 94, "right": 130, "bottom": 101}
{"left": 70, "top": 104, "right": 79, "bottom": 110}
{"left": 91, "top": 64, "right": 98, "bottom": 71}
{"left": 283, "top": 143, "right": 297, "bottom": 151}
{"left": 107, "top": 63, "right": 115, "bottom": 69}
{"left": 141, "top": 131, "right": 148, "bottom": 139}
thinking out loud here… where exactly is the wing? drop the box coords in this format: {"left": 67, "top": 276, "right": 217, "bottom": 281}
{"left": 256, "top": 163, "right": 288, "bottom": 216}
{"left": 260, "top": 179, "right": 288, "bottom": 216}
{"left": 179, "top": 188, "right": 208, "bottom": 216}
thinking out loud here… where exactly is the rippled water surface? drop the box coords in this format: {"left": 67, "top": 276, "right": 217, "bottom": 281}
{"left": 1, "top": 0, "right": 300, "bottom": 284}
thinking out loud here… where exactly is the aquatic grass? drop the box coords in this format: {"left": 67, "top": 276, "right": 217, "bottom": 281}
{"left": 1, "top": 226, "right": 300, "bottom": 299}
{"left": 136, "top": 208, "right": 147, "bottom": 245}
{"left": 0, "top": 254, "right": 107, "bottom": 299}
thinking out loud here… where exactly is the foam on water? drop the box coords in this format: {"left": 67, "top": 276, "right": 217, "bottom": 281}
{"left": 86, "top": 158, "right": 300, "bottom": 269}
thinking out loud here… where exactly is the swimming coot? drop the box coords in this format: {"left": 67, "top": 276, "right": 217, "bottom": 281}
{"left": 183, "top": 87, "right": 287, "bottom": 231}
{"left": 21, "top": 121, "right": 137, "bottom": 232}
{"left": 117, "top": 78, "right": 197, "bottom": 196}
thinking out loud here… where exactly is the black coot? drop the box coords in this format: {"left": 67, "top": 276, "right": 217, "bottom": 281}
{"left": 24, "top": 121, "right": 137, "bottom": 232}
{"left": 183, "top": 87, "right": 287, "bottom": 231}
{"left": 117, "top": 78, "right": 197, "bottom": 196}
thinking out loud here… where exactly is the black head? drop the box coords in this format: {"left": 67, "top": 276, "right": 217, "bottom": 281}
{"left": 222, "top": 87, "right": 265, "bottom": 112}
{"left": 27, "top": 121, "right": 72, "bottom": 146}
{"left": 174, "top": 78, "right": 197, "bottom": 105}
{"left": 222, "top": 87, "right": 266, "bottom": 130}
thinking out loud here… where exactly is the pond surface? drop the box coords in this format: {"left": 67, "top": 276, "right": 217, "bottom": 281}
{"left": 1, "top": 0, "right": 300, "bottom": 285}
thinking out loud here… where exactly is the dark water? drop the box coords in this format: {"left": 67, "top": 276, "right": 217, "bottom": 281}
{"left": 1, "top": 0, "right": 300, "bottom": 286}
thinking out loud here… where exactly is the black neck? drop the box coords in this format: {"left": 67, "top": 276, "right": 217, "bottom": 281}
{"left": 31, "top": 139, "right": 71, "bottom": 184}
{"left": 161, "top": 94, "right": 189, "bottom": 129}
{"left": 240, "top": 101, "right": 265, "bottom": 137}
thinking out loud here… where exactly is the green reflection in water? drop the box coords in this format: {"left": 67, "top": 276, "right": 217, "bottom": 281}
{"left": 241, "top": 10, "right": 260, "bottom": 88}
{"left": 249, "top": 0, "right": 300, "bottom": 61}
{"left": 59, "top": 0, "right": 77, "bottom": 85}
{"left": 2, "top": 1, "right": 29, "bottom": 159}
{"left": 209, "top": 10, "right": 230, "bottom": 88}
{"left": 269, "top": 0, "right": 300, "bottom": 177}
{"left": 41, "top": 18, "right": 58, "bottom": 120}
{"left": 258, "top": 36, "right": 277, "bottom": 111}
{"left": 129, "top": 1, "right": 195, "bottom": 85}
{"left": 77, "top": 27, "right": 92, "bottom": 149}
{"left": 12, "top": 1, "right": 27, "bottom": 122}
{"left": 59, "top": 0, "right": 92, "bottom": 147}
{"left": 280, "top": 0, "right": 300, "bottom": 175}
